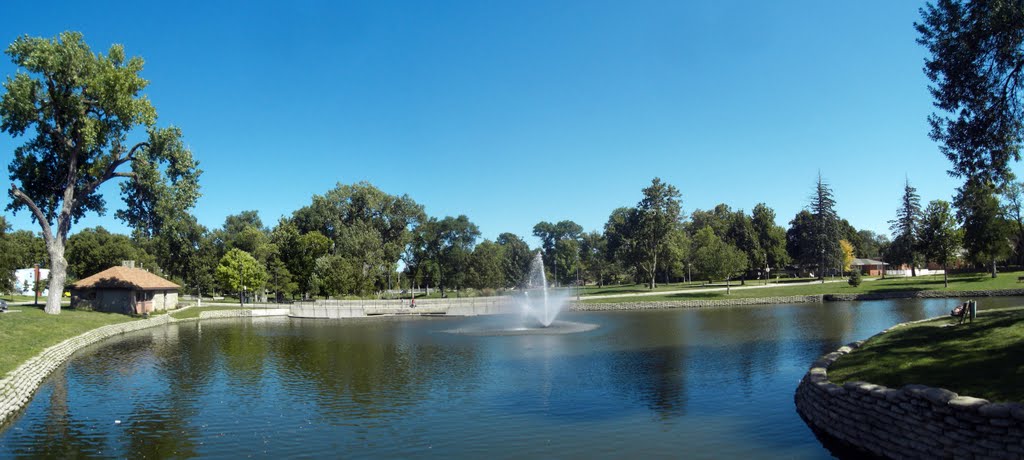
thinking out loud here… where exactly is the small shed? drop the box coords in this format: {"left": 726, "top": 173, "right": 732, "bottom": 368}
{"left": 70, "top": 265, "right": 180, "bottom": 314}
{"left": 851, "top": 258, "right": 887, "bottom": 276}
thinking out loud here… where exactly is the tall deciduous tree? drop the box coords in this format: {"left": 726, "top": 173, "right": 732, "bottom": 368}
{"left": 532, "top": 220, "right": 582, "bottom": 283}
{"left": 751, "top": 203, "right": 790, "bottom": 275}
{"left": 65, "top": 227, "right": 154, "bottom": 280}
{"left": 1, "top": 32, "right": 200, "bottom": 314}
{"left": 635, "top": 177, "right": 683, "bottom": 289}
{"left": 691, "top": 226, "right": 747, "bottom": 293}
{"left": 958, "top": 178, "right": 1008, "bottom": 277}
{"left": 1001, "top": 181, "right": 1024, "bottom": 265}
{"left": 888, "top": 179, "right": 923, "bottom": 276}
{"left": 917, "top": 0, "right": 1024, "bottom": 186}
{"left": 409, "top": 215, "right": 480, "bottom": 296}
{"left": 0, "top": 216, "right": 15, "bottom": 292}
{"left": 919, "top": 199, "right": 963, "bottom": 287}
{"left": 216, "top": 249, "right": 267, "bottom": 307}
{"left": 497, "top": 232, "right": 532, "bottom": 289}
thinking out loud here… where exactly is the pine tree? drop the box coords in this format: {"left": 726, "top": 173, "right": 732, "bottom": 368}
{"left": 809, "top": 173, "right": 841, "bottom": 281}
{"left": 888, "top": 179, "right": 923, "bottom": 276}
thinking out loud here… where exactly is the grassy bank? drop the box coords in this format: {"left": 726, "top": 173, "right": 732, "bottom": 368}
{"left": 827, "top": 307, "right": 1024, "bottom": 402}
{"left": 581, "top": 271, "right": 1024, "bottom": 303}
{"left": 0, "top": 307, "right": 135, "bottom": 377}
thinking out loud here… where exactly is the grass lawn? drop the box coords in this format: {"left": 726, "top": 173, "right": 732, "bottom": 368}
{"left": 827, "top": 307, "right": 1024, "bottom": 402}
{"left": 169, "top": 306, "right": 244, "bottom": 320}
{"left": 581, "top": 270, "right": 1024, "bottom": 303}
{"left": 0, "top": 306, "right": 135, "bottom": 377}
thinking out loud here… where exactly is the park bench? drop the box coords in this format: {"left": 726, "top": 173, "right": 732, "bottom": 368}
{"left": 950, "top": 300, "right": 976, "bottom": 325}
{"left": 1018, "top": 276, "right": 1024, "bottom": 283}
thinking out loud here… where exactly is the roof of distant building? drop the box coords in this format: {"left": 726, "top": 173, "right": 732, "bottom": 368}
{"left": 851, "top": 258, "right": 887, "bottom": 266}
{"left": 71, "top": 266, "right": 180, "bottom": 290}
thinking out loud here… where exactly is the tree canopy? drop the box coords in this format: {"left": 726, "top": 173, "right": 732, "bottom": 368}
{"left": 1, "top": 32, "right": 200, "bottom": 313}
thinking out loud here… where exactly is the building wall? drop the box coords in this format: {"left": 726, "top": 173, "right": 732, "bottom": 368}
{"left": 151, "top": 290, "right": 179, "bottom": 311}
{"left": 71, "top": 288, "right": 135, "bottom": 314}
{"left": 12, "top": 268, "right": 50, "bottom": 296}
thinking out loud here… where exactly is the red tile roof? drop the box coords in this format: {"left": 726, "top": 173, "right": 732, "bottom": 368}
{"left": 71, "top": 266, "right": 180, "bottom": 290}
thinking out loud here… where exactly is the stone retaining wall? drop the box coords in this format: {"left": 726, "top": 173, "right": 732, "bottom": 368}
{"left": 570, "top": 295, "right": 824, "bottom": 311}
{"left": 795, "top": 337, "right": 1024, "bottom": 459}
{"left": 0, "top": 306, "right": 293, "bottom": 428}
{"left": 0, "top": 313, "right": 172, "bottom": 426}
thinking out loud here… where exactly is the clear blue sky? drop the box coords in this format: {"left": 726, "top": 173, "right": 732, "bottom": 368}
{"left": 1, "top": 1, "right": 1017, "bottom": 245}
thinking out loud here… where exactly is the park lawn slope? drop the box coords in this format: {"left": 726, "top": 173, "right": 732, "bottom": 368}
{"left": 0, "top": 307, "right": 135, "bottom": 377}
{"left": 827, "top": 307, "right": 1024, "bottom": 403}
{"left": 581, "top": 270, "right": 1024, "bottom": 303}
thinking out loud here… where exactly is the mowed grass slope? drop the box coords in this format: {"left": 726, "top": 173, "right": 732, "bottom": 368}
{"left": 827, "top": 307, "right": 1024, "bottom": 402}
{"left": 581, "top": 271, "right": 1024, "bottom": 303}
{"left": 0, "top": 306, "right": 134, "bottom": 377}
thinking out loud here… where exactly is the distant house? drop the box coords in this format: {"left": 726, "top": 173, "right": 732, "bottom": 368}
{"left": 70, "top": 263, "right": 179, "bottom": 314}
{"left": 13, "top": 268, "right": 50, "bottom": 296}
{"left": 850, "top": 258, "right": 887, "bottom": 276}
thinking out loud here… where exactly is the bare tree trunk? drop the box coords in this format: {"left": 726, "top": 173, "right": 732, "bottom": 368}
{"left": 649, "top": 254, "right": 657, "bottom": 290}
{"left": 943, "top": 263, "right": 948, "bottom": 288}
{"left": 44, "top": 244, "right": 67, "bottom": 315}
{"left": 726, "top": 277, "right": 731, "bottom": 294}
{"left": 991, "top": 258, "right": 997, "bottom": 278}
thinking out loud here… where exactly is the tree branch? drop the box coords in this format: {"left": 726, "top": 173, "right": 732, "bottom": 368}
{"left": 81, "top": 141, "right": 148, "bottom": 197}
{"left": 9, "top": 183, "right": 55, "bottom": 245}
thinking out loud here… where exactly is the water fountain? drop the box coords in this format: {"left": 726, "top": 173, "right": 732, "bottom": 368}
{"left": 522, "top": 251, "right": 560, "bottom": 327}
{"left": 445, "top": 251, "right": 596, "bottom": 335}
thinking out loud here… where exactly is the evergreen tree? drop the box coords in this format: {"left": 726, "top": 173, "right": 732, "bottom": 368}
{"left": 888, "top": 179, "right": 923, "bottom": 276}
{"left": 809, "top": 173, "right": 841, "bottom": 280}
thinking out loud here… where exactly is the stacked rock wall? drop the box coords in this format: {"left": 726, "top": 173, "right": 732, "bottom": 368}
{"left": 0, "top": 314, "right": 171, "bottom": 426}
{"left": 795, "top": 340, "right": 1024, "bottom": 459}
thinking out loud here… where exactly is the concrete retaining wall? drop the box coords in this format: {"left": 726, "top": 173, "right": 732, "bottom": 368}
{"left": 199, "top": 309, "right": 289, "bottom": 319}
{"left": 795, "top": 338, "right": 1024, "bottom": 459}
{"left": 290, "top": 297, "right": 517, "bottom": 318}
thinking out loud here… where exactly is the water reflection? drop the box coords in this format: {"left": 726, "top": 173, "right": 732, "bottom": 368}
{"left": 1, "top": 297, "right": 1022, "bottom": 458}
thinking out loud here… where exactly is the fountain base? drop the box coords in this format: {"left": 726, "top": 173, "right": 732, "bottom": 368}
{"left": 444, "top": 319, "right": 598, "bottom": 336}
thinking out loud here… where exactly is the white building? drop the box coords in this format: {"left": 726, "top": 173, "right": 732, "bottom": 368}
{"left": 13, "top": 268, "right": 49, "bottom": 296}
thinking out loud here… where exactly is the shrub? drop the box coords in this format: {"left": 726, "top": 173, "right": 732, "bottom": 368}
{"left": 848, "top": 270, "right": 863, "bottom": 287}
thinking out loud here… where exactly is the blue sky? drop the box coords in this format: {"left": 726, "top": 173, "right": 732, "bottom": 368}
{"left": 1, "top": 1, "right": 1015, "bottom": 245}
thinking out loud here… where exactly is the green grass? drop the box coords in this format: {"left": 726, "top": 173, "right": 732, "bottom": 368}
{"left": 827, "top": 307, "right": 1024, "bottom": 402}
{"left": 581, "top": 270, "right": 1024, "bottom": 303}
{"left": 169, "top": 306, "right": 244, "bottom": 320}
{"left": 0, "top": 306, "right": 135, "bottom": 377}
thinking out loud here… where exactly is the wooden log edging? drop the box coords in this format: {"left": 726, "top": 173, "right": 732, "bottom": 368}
{"left": 794, "top": 324, "right": 1024, "bottom": 459}
{"left": 570, "top": 295, "right": 824, "bottom": 311}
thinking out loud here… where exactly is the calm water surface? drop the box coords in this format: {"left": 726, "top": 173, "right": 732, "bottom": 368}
{"left": 2, "top": 297, "right": 1020, "bottom": 458}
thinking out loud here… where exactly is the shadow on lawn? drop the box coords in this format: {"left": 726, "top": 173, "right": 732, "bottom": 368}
{"left": 831, "top": 309, "right": 1024, "bottom": 402}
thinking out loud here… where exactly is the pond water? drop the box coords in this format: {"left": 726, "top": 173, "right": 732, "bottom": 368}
{"left": 2, "top": 297, "right": 1020, "bottom": 458}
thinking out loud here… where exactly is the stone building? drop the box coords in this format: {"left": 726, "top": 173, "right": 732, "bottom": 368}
{"left": 70, "top": 264, "right": 180, "bottom": 314}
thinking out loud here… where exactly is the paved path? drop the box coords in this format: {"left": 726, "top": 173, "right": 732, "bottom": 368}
{"left": 580, "top": 278, "right": 864, "bottom": 300}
